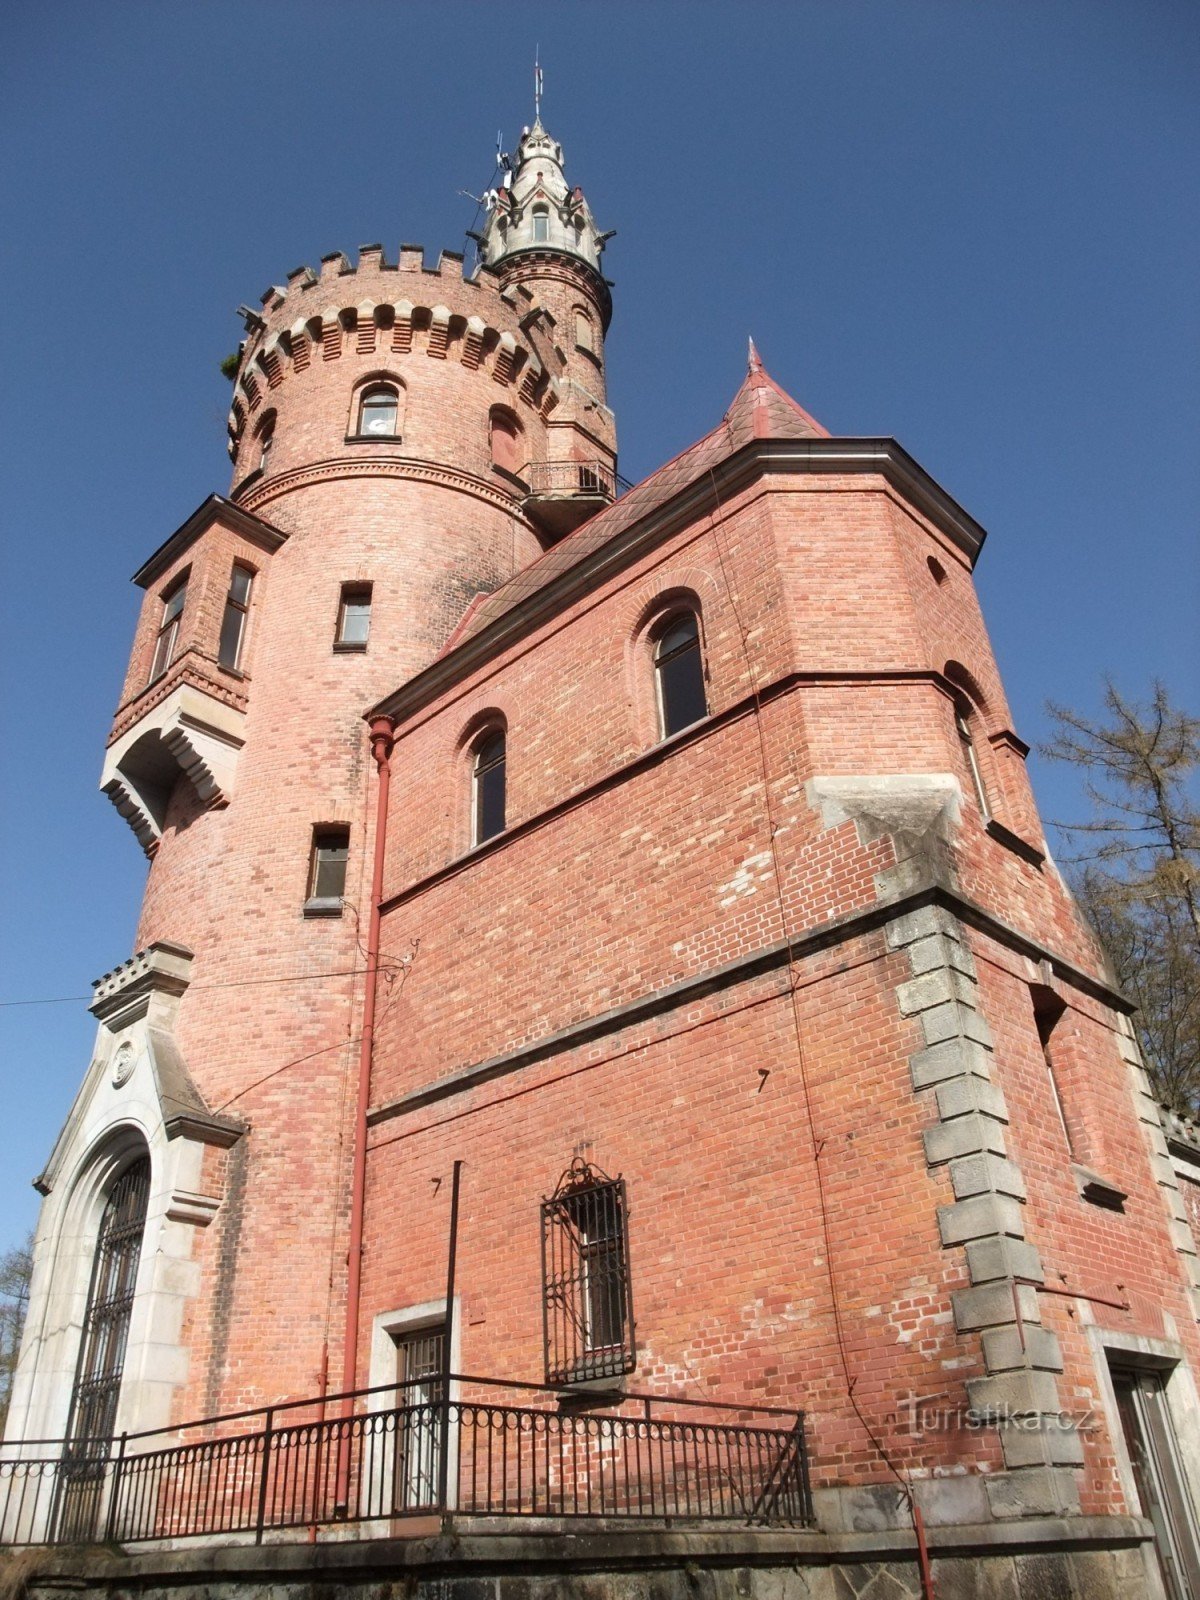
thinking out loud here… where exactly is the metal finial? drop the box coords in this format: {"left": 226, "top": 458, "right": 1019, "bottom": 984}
{"left": 534, "top": 48, "right": 543, "bottom": 119}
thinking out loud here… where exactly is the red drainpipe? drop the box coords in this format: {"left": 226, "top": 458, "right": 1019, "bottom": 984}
{"left": 335, "top": 714, "right": 396, "bottom": 1506}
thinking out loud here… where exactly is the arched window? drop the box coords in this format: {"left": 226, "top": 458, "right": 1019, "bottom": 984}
{"left": 954, "top": 696, "right": 991, "bottom": 819}
{"left": 531, "top": 205, "right": 550, "bottom": 244}
{"left": 357, "top": 383, "right": 400, "bottom": 438}
{"left": 489, "top": 406, "right": 523, "bottom": 475}
{"left": 574, "top": 308, "right": 594, "bottom": 354}
{"left": 57, "top": 1154, "right": 150, "bottom": 1541}
{"left": 654, "top": 611, "right": 708, "bottom": 739}
{"left": 149, "top": 574, "right": 188, "bottom": 683}
{"left": 473, "top": 729, "right": 506, "bottom": 844}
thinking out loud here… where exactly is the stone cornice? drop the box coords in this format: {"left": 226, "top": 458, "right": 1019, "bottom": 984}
{"left": 133, "top": 494, "right": 288, "bottom": 589}
{"left": 237, "top": 455, "right": 535, "bottom": 523}
{"left": 110, "top": 652, "right": 249, "bottom": 745}
{"left": 369, "top": 438, "right": 988, "bottom": 727}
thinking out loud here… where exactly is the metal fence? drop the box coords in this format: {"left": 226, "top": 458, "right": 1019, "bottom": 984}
{"left": 1, "top": 1375, "right": 811, "bottom": 1546}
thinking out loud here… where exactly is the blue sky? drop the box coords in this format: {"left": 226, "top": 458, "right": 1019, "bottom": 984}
{"left": 1, "top": 1, "right": 1196, "bottom": 1260}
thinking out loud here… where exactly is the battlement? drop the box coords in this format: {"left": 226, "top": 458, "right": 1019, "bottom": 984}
{"left": 228, "top": 253, "right": 562, "bottom": 458}
{"left": 252, "top": 241, "right": 503, "bottom": 324}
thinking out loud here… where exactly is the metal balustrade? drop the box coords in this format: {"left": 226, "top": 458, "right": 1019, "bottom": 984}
{"left": 1, "top": 1374, "right": 811, "bottom": 1547}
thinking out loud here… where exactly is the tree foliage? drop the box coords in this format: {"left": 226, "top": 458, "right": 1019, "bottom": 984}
{"left": 0, "top": 1236, "right": 33, "bottom": 1434}
{"left": 1043, "top": 681, "right": 1200, "bottom": 1114}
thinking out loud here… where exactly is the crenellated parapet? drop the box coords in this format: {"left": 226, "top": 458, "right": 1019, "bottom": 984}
{"left": 225, "top": 244, "right": 569, "bottom": 465}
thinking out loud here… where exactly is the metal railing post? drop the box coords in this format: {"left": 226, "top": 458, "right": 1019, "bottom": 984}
{"left": 103, "top": 1433, "right": 127, "bottom": 1543}
{"left": 437, "top": 1160, "right": 463, "bottom": 1515}
{"left": 254, "top": 1406, "right": 275, "bottom": 1545}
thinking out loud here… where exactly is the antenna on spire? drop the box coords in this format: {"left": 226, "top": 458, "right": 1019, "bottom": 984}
{"left": 534, "top": 48, "right": 543, "bottom": 119}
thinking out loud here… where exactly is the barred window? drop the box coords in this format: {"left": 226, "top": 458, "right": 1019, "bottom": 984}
{"left": 541, "top": 1159, "right": 635, "bottom": 1387}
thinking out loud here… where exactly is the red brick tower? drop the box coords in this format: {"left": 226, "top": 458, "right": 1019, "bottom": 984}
{"left": 11, "top": 122, "right": 617, "bottom": 1442}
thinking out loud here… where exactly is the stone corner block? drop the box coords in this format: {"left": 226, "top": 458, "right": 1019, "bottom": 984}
{"left": 998, "top": 1417, "right": 1086, "bottom": 1469}
{"left": 981, "top": 1324, "right": 1063, "bottom": 1374}
{"left": 952, "top": 1279, "right": 1039, "bottom": 1333}
{"left": 936, "top": 1075, "right": 1009, "bottom": 1125}
{"left": 950, "top": 1153, "right": 1028, "bottom": 1202}
{"left": 965, "top": 1235, "right": 1044, "bottom": 1286}
{"left": 911, "top": 1037, "right": 993, "bottom": 1091}
{"left": 924, "top": 1113, "right": 1008, "bottom": 1168}
{"left": 984, "top": 1465, "right": 1081, "bottom": 1520}
{"left": 939, "top": 1192, "right": 1026, "bottom": 1246}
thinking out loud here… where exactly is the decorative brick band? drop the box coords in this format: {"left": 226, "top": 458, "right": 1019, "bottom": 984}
{"left": 237, "top": 456, "right": 535, "bottom": 522}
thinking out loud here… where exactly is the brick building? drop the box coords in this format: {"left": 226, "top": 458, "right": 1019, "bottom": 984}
{"left": 5, "top": 116, "right": 1200, "bottom": 1600}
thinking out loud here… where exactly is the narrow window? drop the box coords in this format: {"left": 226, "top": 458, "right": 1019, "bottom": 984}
{"left": 358, "top": 384, "right": 399, "bottom": 437}
{"left": 258, "top": 419, "right": 274, "bottom": 474}
{"left": 306, "top": 827, "right": 349, "bottom": 913}
{"left": 1032, "top": 989, "right": 1073, "bottom": 1157}
{"left": 336, "top": 583, "right": 372, "bottom": 650}
{"left": 56, "top": 1155, "right": 150, "bottom": 1542}
{"left": 955, "top": 699, "right": 991, "bottom": 819}
{"left": 218, "top": 563, "right": 253, "bottom": 671}
{"left": 149, "top": 577, "right": 188, "bottom": 683}
{"left": 393, "top": 1325, "right": 446, "bottom": 1513}
{"left": 488, "top": 407, "right": 522, "bottom": 475}
{"left": 654, "top": 611, "right": 707, "bottom": 738}
{"left": 532, "top": 205, "right": 549, "bottom": 244}
{"left": 574, "top": 308, "right": 594, "bottom": 353}
{"left": 473, "top": 730, "right": 506, "bottom": 844}
{"left": 541, "top": 1159, "right": 635, "bottom": 1387}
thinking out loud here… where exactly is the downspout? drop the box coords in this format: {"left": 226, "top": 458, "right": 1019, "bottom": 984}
{"left": 335, "top": 713, "right": 395, "bottom": 1510}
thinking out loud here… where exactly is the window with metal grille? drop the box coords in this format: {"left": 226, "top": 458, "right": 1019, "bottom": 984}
{"left": 56, "top": 1155, "right": 150, "bottom": 1542}
{"left": 393, "top": 1326, "right": 445, "bottom": 1513}
{"left": 540, "top": 1159, "right": 635, "bottom": 1387}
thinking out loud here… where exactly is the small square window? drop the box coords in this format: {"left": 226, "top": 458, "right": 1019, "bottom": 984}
{"left": 305, "top": 827, "right": 349, "bottom": 915}
{"left": 336, "top": 584, "right": 372, "bottom": 650}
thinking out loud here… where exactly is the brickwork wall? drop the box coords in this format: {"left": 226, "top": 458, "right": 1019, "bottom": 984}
{"left": 358, "top": 461, "right": 1200, "bottom": 1520}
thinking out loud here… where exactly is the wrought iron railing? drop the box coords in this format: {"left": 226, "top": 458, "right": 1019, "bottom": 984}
{"left": 0, "top": 1374, "right": 811, "bottom": 1546}
{"left": 519, "top": 461, "right": 629, "bottom": 500}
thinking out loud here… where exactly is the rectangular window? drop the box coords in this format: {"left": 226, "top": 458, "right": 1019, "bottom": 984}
{"left": 149, "top": 577, "right": 188, "bottom": 683}
{"left": 305, "top": 827, "right": 349, "bottom": 914}
{"left": 1111, "top": 1365, "right": 1200, "bottom": 1599}
{"left": 218, "top": 563, "right": 253, "bottom": 671}
{"left": 541, "top": 1161, "right": 635, "bottom": 1387}
{"left": 336, "top": 583, "right": 372, "bottom": 650}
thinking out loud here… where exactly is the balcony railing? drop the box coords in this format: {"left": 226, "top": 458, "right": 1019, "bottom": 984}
{"left": 516, "top": 461, "right": 630, "bottom": 538}
{"left": 0, "top": 1374, "right": 811, "bottom": 1547}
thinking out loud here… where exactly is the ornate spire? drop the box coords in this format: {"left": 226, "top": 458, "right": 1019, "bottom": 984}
{"left": 477, "top": 118, "right": 610, "bottom": 275}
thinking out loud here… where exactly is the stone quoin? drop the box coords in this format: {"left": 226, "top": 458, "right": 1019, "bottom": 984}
{"left": 4, "top": 111, "right": 1200, "bottom": 1600}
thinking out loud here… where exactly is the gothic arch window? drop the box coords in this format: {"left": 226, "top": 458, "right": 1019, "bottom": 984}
{"left": 489, "top": 406, "right": 523, "bottom": 476}
{"left": 652, "top": 609, "right": 708, "bottom": 739}
{"left": 531, "top": 205, "right": 550, "bottom": 244}
{"left": 472, "top": 727, "right": 507, "bottom": 845}
{"left": 56, "top": 1153, "right": 151, "bottom": 1541}
{"left": 354, "top": 379, "right": 403, "bottom": 439}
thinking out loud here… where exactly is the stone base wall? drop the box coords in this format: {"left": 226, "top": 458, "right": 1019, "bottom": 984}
{"left": 5, "top": 1521, "right": 1158, "bottom": 1600}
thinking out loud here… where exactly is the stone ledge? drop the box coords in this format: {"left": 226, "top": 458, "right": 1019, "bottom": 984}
{"left": 14, "top": 1515, "right": 1152, "bottom": 1585}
